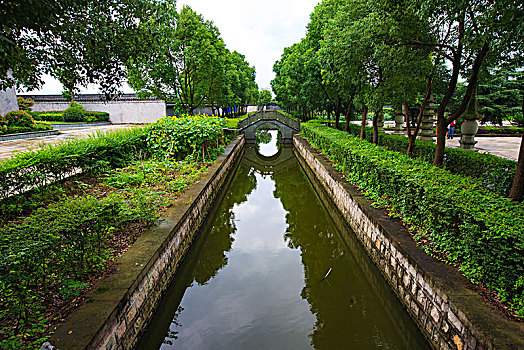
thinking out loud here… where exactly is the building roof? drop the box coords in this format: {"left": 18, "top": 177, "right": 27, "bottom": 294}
{"left": 18, "top": 93, "right": 162, "bottom": 103}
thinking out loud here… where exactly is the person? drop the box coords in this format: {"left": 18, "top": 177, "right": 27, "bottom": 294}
{"left": 447, "top": 119, "right": 457, "bottom": 139}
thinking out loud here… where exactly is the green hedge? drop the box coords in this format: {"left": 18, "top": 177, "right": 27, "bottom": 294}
{"left": 314, "top": 121, "right": 517, "bottom": 196}
{"left": 0, "top": 127, "right": 146, "bottom": 200}
{"left": 31, "top": 110, "right": 110, "bottom": 122}
{"left": 302, "top": 123, "right": 524, "bottom": 316}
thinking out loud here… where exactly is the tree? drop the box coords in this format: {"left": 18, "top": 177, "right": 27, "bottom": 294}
{"left": 127, "top": 5, "right": 241, "bottom": 114}
{"left": 406, "top": 0, "right": 524, "bottom": 165}
{"left": 258, "top": 90, "right": 272, "bottom": 109}
{"left": 1, "top": 0, "right": 151, "bottom": 96}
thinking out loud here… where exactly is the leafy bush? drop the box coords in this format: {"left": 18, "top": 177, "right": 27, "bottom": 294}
{"left": 319, "top": 121, "right": 518, "bottom": 195}
{"left": 0, "top": 193, "right": 131, "bottom": 346}
{"left": 4, "top": 110, "right": 36, "bottom": 128}
{"left": 31, "top": 110, "right": 110, "bottom": 123}
{"left": 16, "top": 97, "right": 34, "bottom": 111}
{"left": 302, "top": 123, "right": 524, "bottom": 316}
{"left": 82, "top": 111, "right": 110, "bottom": 122}
{"left": 145, "top": 115, "right": 226, "bottom": 160}
{"left": 30, "top": 111, "right": 63, "bottom": 122}
{"left": 479, "top": 126, "right": 524, "bottom": 135}
{"left": 0, "top": 127, "right": 146, "bottom": 199}
{"left": 0, "top": 115, "right": 6, "bottom": 134}
{"left": 4, "top": 123, "right": 52, "bottom": 135}
{"left": 63, "top": 101, "right": 86, "bottom": 122}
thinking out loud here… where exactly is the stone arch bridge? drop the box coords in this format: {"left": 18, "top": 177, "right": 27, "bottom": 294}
{"left": 238, "top": 111, "right": 300, "bottom": 143}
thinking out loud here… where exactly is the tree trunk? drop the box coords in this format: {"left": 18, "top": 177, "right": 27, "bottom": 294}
{"left": 431, "top": 17, "right": 464, "bottom": 166}
{"left": 509, "top": 98, "right": 524, "bottom": 202}
{"left": 345, "top": 92, "right": 356, "bottom": 132}
{"left": 360, "top": 106, "right": 368, "bottom": 139}
{"left": 433, "top": 40, "right": 489, "bottom": 166}
{"left": 407, "top": 77, "right": 432, "bottom": 155}
{"left": 335, "top": 98, "right": 341, "bottom": 130}
{"left": 372, "top": 110, "right": 379, "bottom": 144}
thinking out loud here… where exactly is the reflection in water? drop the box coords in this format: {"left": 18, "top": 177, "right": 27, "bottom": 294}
{"left": 256, "top": 128, "right": 280, "bottom": 157}
{"left": 137, "top": 146, "right": 429, "bottom": 350}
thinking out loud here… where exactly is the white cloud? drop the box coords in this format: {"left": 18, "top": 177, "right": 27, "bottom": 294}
{"left": 22, "top": 0, "right": 319, "bottom": 94}
{"left": 178, "top": 0, "right": 319, "bottom": 89}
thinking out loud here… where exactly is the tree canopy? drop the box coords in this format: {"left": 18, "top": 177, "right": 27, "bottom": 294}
{"left": 127, "top": 5, "right": 257, "bottom": 114}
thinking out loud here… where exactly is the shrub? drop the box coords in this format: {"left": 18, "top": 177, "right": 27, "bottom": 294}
{"left": 317, "top": 121, "right": 518, "bottom": 195}
{"left": 0, "top": 127, "right": 146, "bottom": 199}
{"left": 145, "top": 115, "right": 226, "bottom": 160}
{"left": 63, "top": 101, "right": 86, "bottom": 122}
{"left": 16, "top": 97, "right": 34, "bottom": 111}
{"left": 82, "top": 111, "right": 110, "bottom": 122}
{"left": 302, "top": 123, "right": 524, "bottom": 316}
{"left": 4, "top": 110, "right": 36, "bottom": 128}
{"left": 31, "top": 110, "right": 110, "bottom": 123}
{"left": 30, "top": 111, "right": 63, "bottom": 122}
{"left": 0, "top": 115, "right": 6, "bottom": 135}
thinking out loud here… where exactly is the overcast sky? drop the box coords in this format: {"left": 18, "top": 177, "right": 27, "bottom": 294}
{"left": 23, "top": 0, "right": 319, "bottom": 95}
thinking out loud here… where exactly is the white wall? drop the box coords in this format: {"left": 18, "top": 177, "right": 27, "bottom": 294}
{"left": 32, "top": 100, "right": 166, "bottom": 124}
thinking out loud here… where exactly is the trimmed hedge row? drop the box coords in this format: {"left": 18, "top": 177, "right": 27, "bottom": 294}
{"left": 316, "top": 121, "right": 517, "bottom": 196}
{"left": 0, "top": 127, "right": 146, "bottom": 200}
{"left": 302, "top": 123, "right": 524, "bottom": 316}
{"left": 31, "top": 110, "right": 110, "bottom": 123}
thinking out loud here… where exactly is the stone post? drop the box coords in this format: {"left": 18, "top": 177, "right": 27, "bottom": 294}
{"left": 417, "top": 95, "right": 436, "bottom": 142}
{"left": 393, "top": 107, "right": 404, "bottom": 134}
{"left": 459, "top": 90, "right": 480, "bottom": 150}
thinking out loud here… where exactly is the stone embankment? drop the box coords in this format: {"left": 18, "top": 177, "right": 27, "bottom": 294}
{"left": 294, "top": 134, "right": 524, "bottom": 350}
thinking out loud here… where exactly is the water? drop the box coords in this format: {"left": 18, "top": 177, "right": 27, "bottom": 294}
{"left": 137, "top": 139, "right": 429, "bottom": 349}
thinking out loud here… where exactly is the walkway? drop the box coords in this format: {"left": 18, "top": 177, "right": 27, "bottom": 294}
{"left": 445, "top": 137, "right": 521, "bottom": 161}
{"left": 357, "top": 121, "right": 521, "bottom": 161}
{"left": 0, "top": 124, "right": 137, "bottom": 160}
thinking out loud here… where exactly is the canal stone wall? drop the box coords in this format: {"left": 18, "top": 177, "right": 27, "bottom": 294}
{"left": 50, "top": 136, "right": 245, "bottom": 350}
{"left": 294, "top": 135, "right": 524, "bottom": 350}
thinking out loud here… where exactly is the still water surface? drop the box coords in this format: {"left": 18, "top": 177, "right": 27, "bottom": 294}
{"left": 137, "top": 136, "right": 429, "bottom": 349}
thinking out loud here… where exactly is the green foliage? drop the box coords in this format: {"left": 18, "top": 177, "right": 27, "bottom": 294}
{"left": 145, "top": 115, "right": 226, "bottom": 161}
{"left": 302, "top": 123, "right": 524, "bottom": 316}
{"left": 0, "top": 127, "right": 146, "bottom": 200}
{"left": 224, "top": 118, "right": 240, "bottom": 129}
{"left": 4, "top": 110, "right": 35, "bottom": 128}
{"left": 63, "top": 101, "right": 86, "bottom": 122}
{"left": 30, "top": 111, "right": 63, "bottom": 122}
{"left": 31, "top": 110, "right": 109, "bottom": 123}
{"left": 257, "top": 90, "right": 272, "bottom": 107}
{"left": 325, "top": 121, "right": 517, "bottom": 195}
{"left": 16, "top": 97, "right": 34, "bottom": 111}
{"left": 127, "top": 4, "right": 257, "bottom": 115}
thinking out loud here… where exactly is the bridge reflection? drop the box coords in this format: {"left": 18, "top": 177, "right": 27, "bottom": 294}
{"left": 243, "top": 144, "right": 296, "bottom": 176}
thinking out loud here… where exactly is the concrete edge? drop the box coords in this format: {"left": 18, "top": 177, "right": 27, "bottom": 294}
{"left": 0, "top": 129, "right": 59, "bottom": 141}
{"left": 49, "top": 135, "right": 245, "bottom": 350}
{"left": 50, "top": 122, "right": 112, "bottom": 129}
{"left": 293, "top": 134, "right": 524, "bottom": 350}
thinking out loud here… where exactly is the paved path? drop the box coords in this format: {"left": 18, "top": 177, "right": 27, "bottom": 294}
{"left": 0, "top": 124, "right": 137, "bottom": 160}
{"left": 445, "top": 136, "right": 521, "bottom": 161}
{"left": 357, "top": 121, "right": 522, "bottom": 161}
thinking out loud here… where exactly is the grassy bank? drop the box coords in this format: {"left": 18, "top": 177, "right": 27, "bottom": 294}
{"left": 0, "top": 115, "right": 234, "bottom": 349}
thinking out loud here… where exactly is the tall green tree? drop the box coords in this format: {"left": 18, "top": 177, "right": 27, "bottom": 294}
{"left": 1, "top": 0, "right": 151, "bottom": 96}
{"left": 258, "top": 90, "right": 272, "bottom": 109}
{"left": 128, "top": 5, "right": 229, "bottom": 114}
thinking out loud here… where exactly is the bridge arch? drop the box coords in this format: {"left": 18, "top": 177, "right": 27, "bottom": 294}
{"left": 239, "top": 111, "right": 300, "bottom": 144}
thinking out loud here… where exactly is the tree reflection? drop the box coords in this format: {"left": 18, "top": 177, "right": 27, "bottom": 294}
{"left": 192, "top": 164, "right": 257, "bottom": 285}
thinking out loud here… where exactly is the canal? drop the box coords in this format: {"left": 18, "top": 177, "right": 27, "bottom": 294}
{"left": 137, "top": 130, "right": 429, "bottom": 349}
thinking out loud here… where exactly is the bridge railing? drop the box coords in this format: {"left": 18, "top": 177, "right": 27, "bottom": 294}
{"left": 238, "top": 111, "right": 300, "bottom": 131}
